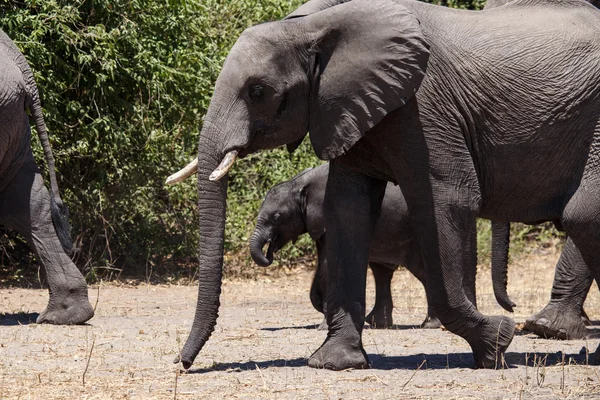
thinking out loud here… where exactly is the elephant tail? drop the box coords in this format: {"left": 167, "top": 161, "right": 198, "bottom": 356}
{"left": 491, "top": 221, "right": 516, "bottom": 312}
{"left": 27, "top": 79, "right": 73, "bottom": 254}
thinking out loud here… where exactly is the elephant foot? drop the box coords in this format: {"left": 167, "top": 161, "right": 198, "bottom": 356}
{"left": 420, "top": 315, "right": 442, "bottom": 329}
{"left": 469, "top": 315, "right": 515, "bottom": 369}
{"left": 37, "top": 288, "right": 94, "bottom": 325}
{"left": 308, "top": 337, "right": 369, "bottom": 370}
{"left": 525, "top": 304, "right": 588, "bottom": 340}
{"left": 365, "top": 308, "right": 393, "bottom": 329}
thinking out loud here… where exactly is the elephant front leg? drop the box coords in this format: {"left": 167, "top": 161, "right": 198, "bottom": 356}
{"left": 308, "top": 160, "right": 386, "bottom": 370}
{"left": 0, "top": 167, "right": 93, "bottom": 325}
{"left": 415, "top": 192, "right": 514, "bottom": 368}
{"left": 525, "top": 238, "right": 592, "bottom": 340}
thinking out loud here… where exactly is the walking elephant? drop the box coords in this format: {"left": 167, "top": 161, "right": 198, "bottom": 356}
{"left": 250, "top": 163, "right": 517, "bottom": 329}
{"left": 167, "top": 0, "right": 600, "bottom": 369}
{"left": 483, "top": 0, "right": 600, "bottom": 342}
{"left": 0, "top": 29, "right": 93, "bottom": 324}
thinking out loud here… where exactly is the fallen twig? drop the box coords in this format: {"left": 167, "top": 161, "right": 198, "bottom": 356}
{"left": 93, "top": 280, "right": 101, "bottom": 313}
{"left": 402, "top": 359, "right": 426, "bottom": 388}
{"left": 255, "top": 363, "right": 268, "bottom": 390}
{"left": 82, "top": 335, "right": 96, "bottom": 386}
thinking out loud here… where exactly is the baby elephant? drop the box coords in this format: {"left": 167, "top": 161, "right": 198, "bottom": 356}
{"left": 251, "top": 164, "right": 514, "bottom": 328}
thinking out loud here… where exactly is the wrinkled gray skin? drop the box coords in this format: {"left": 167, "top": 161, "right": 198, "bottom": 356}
{"left": 175, "top": 0, "right": 600, "bottom": 370}
{"left": 0, "top": 30, "right": 93, "bottom": 325}
{"left": 485, "top": 0, "right": 599, "bottom": 342}
{"left": 250, "top": 163, "right": 518, "bottom": 329}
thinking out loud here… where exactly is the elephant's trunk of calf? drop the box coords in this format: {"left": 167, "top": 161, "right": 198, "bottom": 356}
{"left": 250, "top": 225, "right": 274, "bottom": 267}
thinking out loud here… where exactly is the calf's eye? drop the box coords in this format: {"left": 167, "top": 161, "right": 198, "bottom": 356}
{"left": 249, "top": 84, "right": 264, "bottom": 101}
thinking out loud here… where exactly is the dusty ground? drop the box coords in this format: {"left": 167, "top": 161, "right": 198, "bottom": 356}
{"left": 1, "top": 248, "right": 599, "bottom": 399}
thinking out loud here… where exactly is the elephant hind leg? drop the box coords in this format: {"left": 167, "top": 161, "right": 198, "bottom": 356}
{"left": 365, "top": 262, "right": 395, "bottom": 329}
{"left": 560, "top": 183, "right": 600, "bottom": 357}
{"left": 525, "top": 238, "right": 592, "bottom": 340}
{"left": 0, "top": 165, "right": 93, "bottom": 325}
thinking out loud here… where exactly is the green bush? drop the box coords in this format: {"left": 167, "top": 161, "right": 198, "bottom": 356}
{"left": 1, "top": 0, "right": 308, "bottom": 280}
{"left": 0, "top": 0, "right": 561, "bottom": 282}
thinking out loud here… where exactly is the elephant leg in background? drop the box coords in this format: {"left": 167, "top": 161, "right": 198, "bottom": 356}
{"left": 0, "top": 162, "right": 94, "bottom": 324}
{"left": 309, "top": 236, "right": 329, "bottom": 330}
{"left": 525, "top": 238, "right": 593, "bottom": 340}
{"left": 365, "top": 262, "right": 395, "bottom": 328}
{"left": 308, "top": 160, "right": 386, "bottom": 370}
{"left": 401, "top": 251, "right": 442, "bottom": 329}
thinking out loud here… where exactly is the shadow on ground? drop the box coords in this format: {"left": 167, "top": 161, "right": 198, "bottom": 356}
{"left": 184, "top": 349, "right": 596, "bottom": 374}
{"left": 369, "top": 349, "right": 595, "bottom": 370}
{"left": 261, "top": 323, "right": 424, "bottom": 332}
{"left": 0, "top": 312, "right": 38, "bottom": 326}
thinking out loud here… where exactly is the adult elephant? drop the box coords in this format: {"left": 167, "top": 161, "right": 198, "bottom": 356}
{"left": 483, "top": 0, "right": 599, "bottom": 342}
{"left": 0, "top": 30, "right": 94, "bottom": 324}
{"left": 167, "top": 0, "right": 600, "bottom": 369}
{"left": 250, "top": 163, "right": 517, "bottom": 329}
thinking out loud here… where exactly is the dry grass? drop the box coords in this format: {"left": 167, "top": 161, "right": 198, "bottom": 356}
{"left": 0, "top": 247, "right": 599, "bottom": 399}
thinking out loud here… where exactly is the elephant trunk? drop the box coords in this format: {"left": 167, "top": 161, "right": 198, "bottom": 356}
{"left": 178, "top": 132, "right": 229, "bottom": 369}
{"left": 250, "top": 223, "right": 274, "bottom": 267}
{"left": 491, "top": 221, "right": 516, "bottom": 312}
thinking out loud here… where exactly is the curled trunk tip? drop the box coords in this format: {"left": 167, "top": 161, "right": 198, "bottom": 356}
{"left": 250, "top": 228, "right": 274, "bottom": 267}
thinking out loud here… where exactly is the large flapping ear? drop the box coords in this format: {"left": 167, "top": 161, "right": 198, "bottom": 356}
{"left": 285, "top": 0, "right": 351, "bottom": 19}
{"left": 301, "top": 0, "right": 430, "bottom": 160}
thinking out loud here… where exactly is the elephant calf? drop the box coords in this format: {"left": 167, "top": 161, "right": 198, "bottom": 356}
{"left": 0, "top": 29, "right": 93, "bottom": 324}
{"left": 250, "top": 163, "right": 515, "bottom": 328}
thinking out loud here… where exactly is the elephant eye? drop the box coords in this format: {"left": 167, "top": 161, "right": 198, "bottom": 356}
{"left": 249, "top": 84, "right": 264, "bottom": 101}
{"left": 276, "top": 91, "right": 288, "bottom": 116}
{"left": 273, "top": 213, "right": 281, "bottom": 222}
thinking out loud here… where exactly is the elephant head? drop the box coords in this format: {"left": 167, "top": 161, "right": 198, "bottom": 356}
{"left": 249, "top": 169, "right": 311, "bottom": 267}
{"left": 167, "top": 0, "right": 430, "bottom": 368}
{"left": 250, "top": 165, "right": 330, "bottom": 267}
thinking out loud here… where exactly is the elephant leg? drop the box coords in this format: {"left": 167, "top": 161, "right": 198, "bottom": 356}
{"left": 365, "top": 262, "right": 395, "bottom": 328}
{"left": 401, "top": 245, "right": 442, "bottom": 329}
{"left": 462, "top": 224, "right": 478, "bottom": 308}
{"left": 412, "top": 190, "right": 513, "bottom": 369}
{"left": 0, "top": 164, "right": 93, "bottom": 324}
{"left": 554, "top": 184, "right": 600, "bottom": 349}
{"left": 310, "top": 236, "right": 329, "bottom": 330}
{"left": 308, "top": 160, "right": 386, "bottom": 370}
{"left": 525, "top": 238, "right": 592, "bottom": 340}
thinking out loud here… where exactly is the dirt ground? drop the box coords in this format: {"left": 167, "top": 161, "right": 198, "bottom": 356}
{"left": 1, "top": 248, "right": 599, "bottom": 399}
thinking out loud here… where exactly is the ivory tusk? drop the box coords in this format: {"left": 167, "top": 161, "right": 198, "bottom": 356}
{"left": 165, "top": 158, "right": 198, "bottom": 185}
{"left": 209, "top": 150, "right": 238, "bottom": 181}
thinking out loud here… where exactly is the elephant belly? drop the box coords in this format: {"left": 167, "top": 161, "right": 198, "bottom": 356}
{"left": 368, "top": 239, "right": 413, "bottom": 266}
{"left": 478, "top": 118, "right": 597, "bottom": 223}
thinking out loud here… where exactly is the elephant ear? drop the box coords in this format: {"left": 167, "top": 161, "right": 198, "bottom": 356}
{"left": 301, "top": 0, "right": 430, "bottom": 160}
{"left": 285, "top": 0, "right": 350, "bottom": 19}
